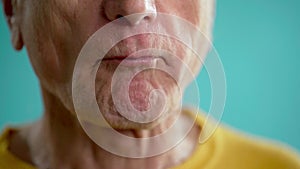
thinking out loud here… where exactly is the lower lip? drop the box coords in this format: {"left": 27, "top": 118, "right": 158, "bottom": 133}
{"left": 102, "top": 57, "right": 159, "bottom": 67}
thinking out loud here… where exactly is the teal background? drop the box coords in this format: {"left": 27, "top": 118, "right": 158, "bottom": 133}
{"left": 0, "top": 0, "right": 300, "bottom": 152}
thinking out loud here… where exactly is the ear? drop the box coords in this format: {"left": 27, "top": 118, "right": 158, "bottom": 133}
{"left": 2, "top": 0, "right": 24, "bottom": 50}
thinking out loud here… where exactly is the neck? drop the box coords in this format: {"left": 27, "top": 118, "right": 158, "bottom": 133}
{"left": 12, "top": 87, "right": 200, "bottom": 169}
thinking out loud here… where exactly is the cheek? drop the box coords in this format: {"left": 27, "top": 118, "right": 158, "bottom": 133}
{"left": 23, "top": 0, "right": 106, "bottom": 84}
{"left": 21, "top": 1, "right": 60, "bottom": 84}
{"left": 22, "top": 1, "right": 71, "bottom": 83}
{"left": 157, "top": 0, "right": 201, "bottom": 26}
{"left": 155, "top": 0, "right": 204, "bottom": 74}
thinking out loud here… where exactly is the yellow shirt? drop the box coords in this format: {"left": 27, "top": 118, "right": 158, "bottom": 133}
{"left": 1, "top": 114, "right": 300, "bottom": 169}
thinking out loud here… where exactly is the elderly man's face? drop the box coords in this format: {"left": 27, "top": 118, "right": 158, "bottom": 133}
{"left": 12, "top": 0, "right": 212, "bottom": 129}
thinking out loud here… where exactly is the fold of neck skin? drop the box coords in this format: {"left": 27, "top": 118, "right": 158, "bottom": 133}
{"left": 10, "top": 87, "right": 200, "bottom": 169}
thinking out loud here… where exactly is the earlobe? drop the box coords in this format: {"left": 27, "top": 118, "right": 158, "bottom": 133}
{"left": 2, "top": 0, "right": 24, "bottom": 50}
{"left": 11, "top": 16, "right": 24, "bottom": 50}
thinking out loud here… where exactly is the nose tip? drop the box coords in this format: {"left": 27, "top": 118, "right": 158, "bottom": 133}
{"left": 123, "top": 12, "right": 157, "bottom": 26}
{"left": 104, "top": 0, "right": 157, "bottom": 26}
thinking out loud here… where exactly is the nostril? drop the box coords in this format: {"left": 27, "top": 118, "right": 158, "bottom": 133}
{"left": 116, "top": 14, "right": 123, "bottom": 19}
{"left": 144, "top": 15, "right": 151, "bottom": 21}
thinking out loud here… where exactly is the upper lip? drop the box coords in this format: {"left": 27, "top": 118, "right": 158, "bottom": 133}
{"left": 101, "top": 34, "right": 169, "bottom": 64}
{"left": 103, "top": 34, "right": 152, "bottom": 60}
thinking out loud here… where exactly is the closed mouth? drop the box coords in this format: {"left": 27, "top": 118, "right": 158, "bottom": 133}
{"left": 102, "top": 55, "right": 161, "bottom": 67}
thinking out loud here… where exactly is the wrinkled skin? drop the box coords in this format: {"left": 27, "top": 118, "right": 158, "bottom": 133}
{"left": 2, "top": 0, "right": 215, "bottom": 168}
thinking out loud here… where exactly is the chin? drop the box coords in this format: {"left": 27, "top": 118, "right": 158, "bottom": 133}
{"left": 94, "top": 61, "right": 182, "bottom": 130}
{"left": 100, "top": 112, "right": 168, "bottom": 130}
{"left": 96, "top": 88, "right": 181, "bottom": 130}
